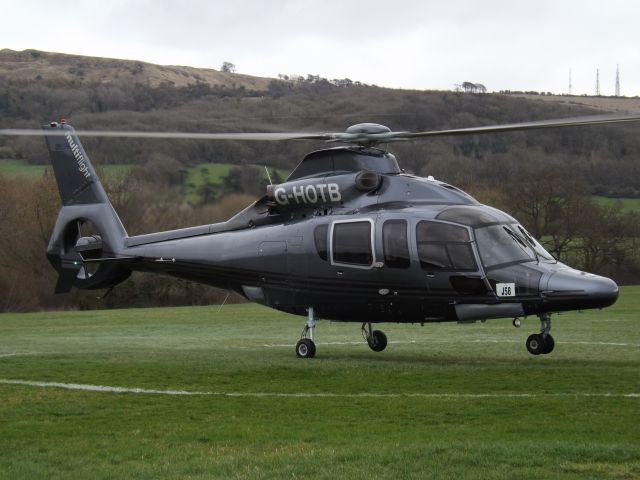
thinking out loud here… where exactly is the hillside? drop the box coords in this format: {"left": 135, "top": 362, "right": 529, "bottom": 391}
{"left": 0, "top": 49, "right": 273, "bottom": 90}
{"left": 2, "top": 49, "right": 639, "bottom": 198}
{"left": 510, "top": 93, "right": 640, "bottom": 113}
{"left": 2, "top": 50, "right": 640, "bottom": 195}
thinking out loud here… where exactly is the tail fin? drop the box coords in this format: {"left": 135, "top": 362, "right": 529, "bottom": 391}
{"left": 43, "top": 122, "right": 109, "bottom": 205}
{"left": 43, "top": 122, "right": 131, "bottom": 293}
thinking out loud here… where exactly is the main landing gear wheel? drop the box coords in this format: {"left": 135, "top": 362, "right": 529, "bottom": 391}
{"left": 296, "top": 338, "right": 316, "bottom": 358}
{"left": 526, "top": 313, "right": 555, "bottom": 355}
{"left": 525, "top": 334, "right": 555, "bottom": 355}
{"left": 296, "top": 306, "right": 318, "bottom": 359}
{"left": 526, "top": 334, "right": 545, "bottom": 355}
{"left": 362, "top": 323, "right": 388, "bottom": 352}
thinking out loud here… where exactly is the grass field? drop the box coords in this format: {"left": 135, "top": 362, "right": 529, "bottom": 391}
{"left": 593, "top": 196, "right": 640, "bottom": 212}
{"left": 0, "top": 159, "right": 134, "bottom": 178}
{"left": 1, "top": 288, "right": 639, "bottom": 479}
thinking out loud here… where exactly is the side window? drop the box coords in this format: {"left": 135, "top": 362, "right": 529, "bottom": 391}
{"left": 383, "top": 220, "right": 410, "bottom": 269}
{"left": 416, "top": 221, "right": 476, "bottom": 271}
{"left": 332, "top": 221, "right": 373, "bottom": 266}
{"left": 314, "top": 224, "right": 328, "bottom": 261}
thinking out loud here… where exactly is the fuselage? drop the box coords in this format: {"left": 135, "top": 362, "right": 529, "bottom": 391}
{"left": 122, "top": 181, "right": 618, "bottom": 324}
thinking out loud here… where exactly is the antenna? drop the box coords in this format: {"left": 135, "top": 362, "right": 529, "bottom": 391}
{"left": 615, "top": 64, "right": 621, "bottom": 97}
{"left": 595, "top": 68, "right": 600, "bottom": 96}
{"left": 568, "top": 68, "right": 573, "bottom": 95}
{"left": 264, "top": 166, "right": 273, "bottom": 185}
{"left": 217, "top": 292, "right": 230, "bottom": 313}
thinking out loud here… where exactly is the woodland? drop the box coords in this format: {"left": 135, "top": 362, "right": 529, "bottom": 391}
{"left": 0, "top": 50, "right": 639, "bottom": 311}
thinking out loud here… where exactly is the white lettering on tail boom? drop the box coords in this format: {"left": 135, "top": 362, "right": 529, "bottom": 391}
{"left": 65, "top": 133, "right": 91, "bottom": 179}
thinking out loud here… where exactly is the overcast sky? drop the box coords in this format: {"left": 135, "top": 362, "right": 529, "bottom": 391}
{"left": 3, "top": 0, "right": 639, "bottom": 95}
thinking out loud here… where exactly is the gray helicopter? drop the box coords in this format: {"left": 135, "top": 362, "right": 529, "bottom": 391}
{"left": 2, "top": 113, "right": 638, "bottom": 358}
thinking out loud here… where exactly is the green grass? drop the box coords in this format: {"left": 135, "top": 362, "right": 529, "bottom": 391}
{"left": 592, "top": 195, "right": 640, "bottom": 212}
{"left": 1, "top": 288, "right": 639, "bottom": 479}
{"left": 0, "top": 159, "right": 134, "bottom": 178}
{"left": 184, "top": 163, "right": 289, "bottom": 203}
{"left": 0, "top": 159, "right": 52, "bottom": 176}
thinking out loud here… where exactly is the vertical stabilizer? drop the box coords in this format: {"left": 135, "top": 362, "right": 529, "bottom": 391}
{"left": 43, "top": 121, "right": 130, "bottom": 293}
{"left": 42, "top": 122, "right": 109, "bottom": 205}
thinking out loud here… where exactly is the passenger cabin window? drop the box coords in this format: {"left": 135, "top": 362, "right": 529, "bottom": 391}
{"left": 314, "top": 224, "right": 328, "bottom": 261}
{"left": 383, "top": 220, "right": 410, "bottom": 268}
{"left": 332, "top": 221, "right": 373, "bottom": 266}
{"left": 416, "top": 221, "right": 476, "bottom": 271}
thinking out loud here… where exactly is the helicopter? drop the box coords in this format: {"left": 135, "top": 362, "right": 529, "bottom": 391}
{"left": 2, "top": 112, "right": 639, "bottom": 358}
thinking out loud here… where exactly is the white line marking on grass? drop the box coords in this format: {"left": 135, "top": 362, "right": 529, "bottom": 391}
{"left": 0, "top": 379, "right": 200, "bottom": 395}
{"left": 560, "top": 341, "right": 639, "bottom": 347}
{"left": 1, "top": 379, "right": 638, "bottom": 399}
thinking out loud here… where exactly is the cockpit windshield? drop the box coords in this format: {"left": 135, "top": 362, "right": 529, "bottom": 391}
{"left": 475, "top": 223, "right": 555, "bottom": 269}
{"left": 514, "top": 225, "right": 556, "bottom": 262}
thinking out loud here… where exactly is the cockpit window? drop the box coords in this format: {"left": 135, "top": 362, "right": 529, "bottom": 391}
{"left": 475, "top": 224, "right": 539, "bottom": 269}
{"left": 416, "top": 221, "right": 476, "bottom": 271}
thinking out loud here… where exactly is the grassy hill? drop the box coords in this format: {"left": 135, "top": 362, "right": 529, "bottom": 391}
{"left": 0, "top": 49, "right": 273, "bottom": 91}
{"left": 2, "top": 48, "right": 639, "bottom": 200}
{"left": 510, "top": 93, "right": 640, "bottom": 113}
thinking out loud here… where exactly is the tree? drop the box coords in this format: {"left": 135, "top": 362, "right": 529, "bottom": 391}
{"left": 461, "top": 82, "right": 487, "bottom": 93}
{"left": 221, "top": 166, "right": 265, "bottom": 196}
{"left": 221, "top": 61, "right": 236, "bottom": 73}
{"left": 462, "top": 82, "right": 476, "bottom": 93}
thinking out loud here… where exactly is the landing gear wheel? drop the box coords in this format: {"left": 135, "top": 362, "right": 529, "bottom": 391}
{"left": 295, "top": 338, "right": 316, "bottom": 358}
{"left": 368, "top": 330, "right": 388, "bottom": 352}
{"left": 541, "top": 334, "right": 555, "bottom": 354}
{"left": 526, "top": 334, "right": 545, "bottom": 355}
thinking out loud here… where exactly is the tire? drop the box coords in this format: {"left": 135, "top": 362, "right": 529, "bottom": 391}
{"left": 295, "top": 338, "right": 316, "bottom": 358}
{"left": 526, "top": 334, "right": 545, "bottom": 355}
{"left": 541, "top": 334, "right": 555, "bottom": 354}
{"left": 368, "top": 330, "right": 388, "bottom": 352}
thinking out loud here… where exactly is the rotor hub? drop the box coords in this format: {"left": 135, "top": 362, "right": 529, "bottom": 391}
{"left": 345, "top": 123, "right": 391, "bottom": 135}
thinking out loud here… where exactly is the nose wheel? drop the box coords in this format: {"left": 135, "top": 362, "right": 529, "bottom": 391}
{"left": 526, "top": 314, "right": 555, "bottom": 355}
{"left": 362, "top": 323, "right": 388, "bottom": 352}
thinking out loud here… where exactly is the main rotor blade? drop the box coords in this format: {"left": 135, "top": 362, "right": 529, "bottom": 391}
{"left": 400, "top": 113, "right": 640, "bottom": 139}
{"left": 2, "top": 112, "right": 640, "bottom": 144}
{"left": 0, "top": 128, "right": 331, "bottom": 141}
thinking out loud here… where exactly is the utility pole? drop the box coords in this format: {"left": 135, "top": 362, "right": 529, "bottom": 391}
{"left": 615, "top": 64, "right": 621, "bottom": 97}
{"left": 595, "top": 68, "right": 600, "bottom": 96}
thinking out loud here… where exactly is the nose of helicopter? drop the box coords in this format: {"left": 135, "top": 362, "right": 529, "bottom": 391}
{"left": 543, "top": 269, "right": 619, "bottom": 310}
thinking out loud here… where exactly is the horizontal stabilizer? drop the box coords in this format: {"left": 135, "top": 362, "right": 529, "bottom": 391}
{"left": 82, "top": 256, "right": 140, "bottom": 264}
